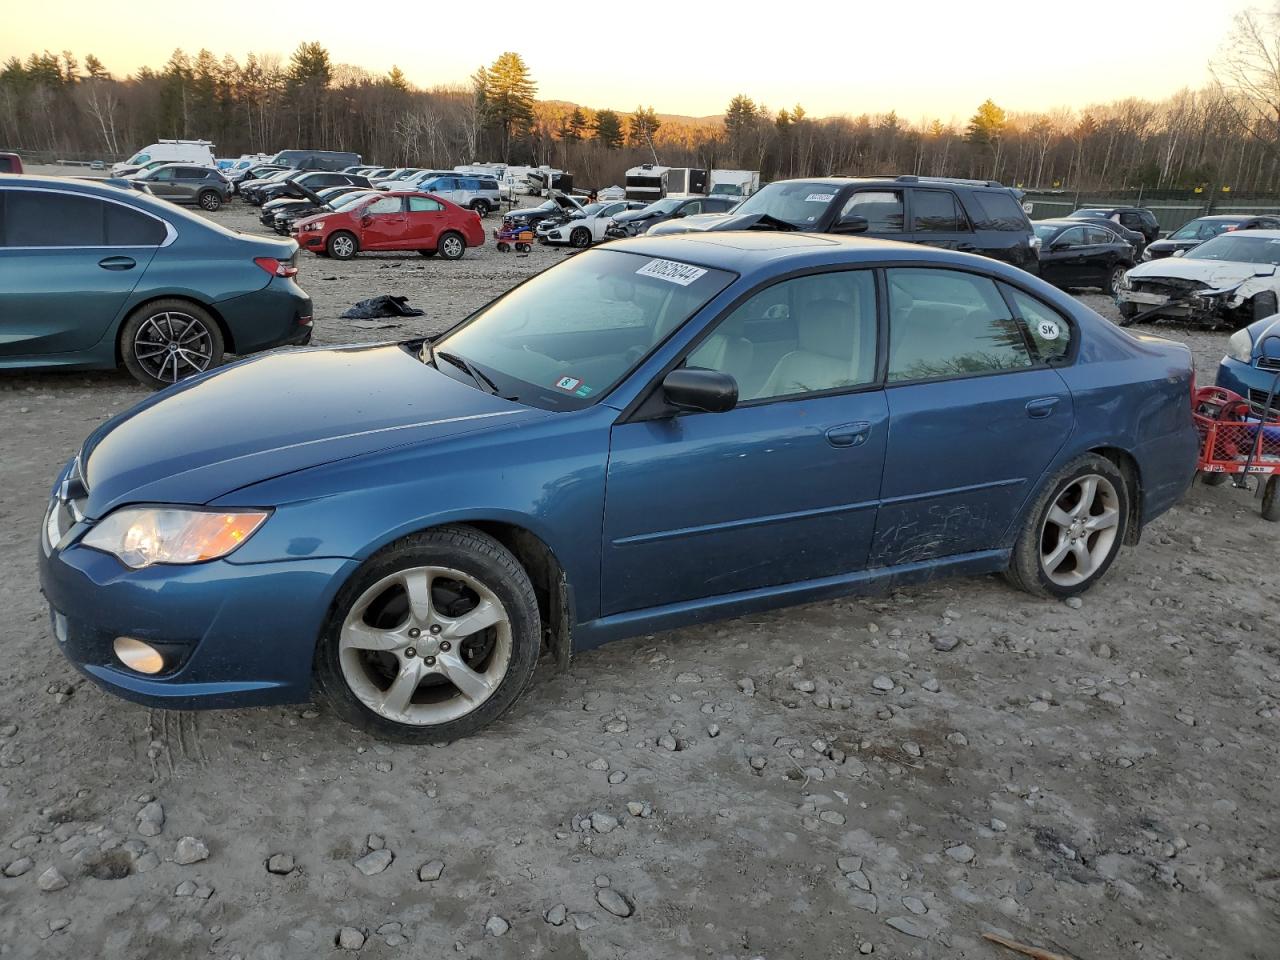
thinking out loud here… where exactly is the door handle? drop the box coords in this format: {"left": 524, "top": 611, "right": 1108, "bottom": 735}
{"left": 98, "top": 256, "right": 136, "bottom": 271}
{"left": 1026, "top": 397, "right": 1060, "bottom": 419}
{"left": 826, "top": 421, "right": 871, "bottom": 447}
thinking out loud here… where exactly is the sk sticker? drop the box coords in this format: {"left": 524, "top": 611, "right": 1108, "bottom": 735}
{"left": 1037, "top": 319, "right": 1061, "bottom": 341}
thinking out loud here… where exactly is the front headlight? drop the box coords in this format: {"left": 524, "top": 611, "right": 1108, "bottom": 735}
{"left": 310, "top": 220, "right": 325, "bottom": 231}
{"left": 1227, "top": 329, "right": 1255, "bottom": 363}
{"left": 81, "top": 507, "right": 270, "bottom": 569}
{"left": 1141, "top": 247, "right": 1153, "bottom": 261}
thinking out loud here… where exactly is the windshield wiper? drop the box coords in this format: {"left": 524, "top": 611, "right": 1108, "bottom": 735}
{"left": 437, "top": 351, "right": 500, "bottom": 395}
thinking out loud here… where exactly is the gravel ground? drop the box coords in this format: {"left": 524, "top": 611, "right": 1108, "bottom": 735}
{"left": 1, "top": 174, "right": 1278, "bottom": 959}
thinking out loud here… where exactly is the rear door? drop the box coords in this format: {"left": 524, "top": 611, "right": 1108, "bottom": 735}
{"left": 1039, "top": 225, "right": 1091, "bottom": 286}
{"left": 908, "top": 188, "right": 975, "bottom": 253}
{"left": 0, "top": 189, "right": 163, "bottom": 357}
{"left": 406, "top": 195, "right": 446, "bottom": 248}
{"left": 870, "top": 267, "right": 1073, "bottom": 564}
{"left": 358, "top": 195, "right": 410, "bottom": 249}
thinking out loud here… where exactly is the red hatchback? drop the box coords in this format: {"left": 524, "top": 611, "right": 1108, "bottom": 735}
{"left": 294, "top": 191, "right": 484, "bottom": 260}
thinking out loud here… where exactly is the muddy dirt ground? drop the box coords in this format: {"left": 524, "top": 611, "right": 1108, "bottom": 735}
{"left": 1, "top": 171, "right": 1278, "bottom": 959}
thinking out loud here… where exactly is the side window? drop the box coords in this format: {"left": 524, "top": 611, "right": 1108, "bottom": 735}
{"left": 1057, "top": 226, "right": 1088, "bottom": 247}
{"left": 366, "top": 197, "right": 403, "bottom": 215}
{"left": 912, "top": 189, "right": 964, "bottom": 232}
{"left": 1119, "top": 212, "right": 1141, "bottom": 228}
{"left": 685, "top": 270, "right": 878, "bottom": 402}
{"left": 151, "top": 167, "right": 176, "bottom": 181}
{"left": 886, "top": 268, "right": 1032, "bottom": 382}
{"left": 408, "top": 196, "right": 443, "bottom": 212}
{"left": 4, "top": 191, "right": 105, "bottom": 246}
{"left": 1005, "top": 286, "right": 1071, "bottom": 362}
{"left": 969, "top": 191, "right": 1028, "bottom": 231}
{"left": 1086, "top": 226, "right": 1114, "bottom": 245}
{"left": 105, "top": 204, "right": 166, "bottom": 245}
{"left": 841, "top": 190, "right": 904, "bottom": 232}
{"left": 682, "top": 200, "right": 703, "bottom": 215}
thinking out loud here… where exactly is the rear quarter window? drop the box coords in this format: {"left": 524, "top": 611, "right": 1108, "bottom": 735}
{"left": 968, "top": 191, "right": 1030, "bottom": 231}
{"left": 1005, "top": 285, "right": 1071, "bottom": 362}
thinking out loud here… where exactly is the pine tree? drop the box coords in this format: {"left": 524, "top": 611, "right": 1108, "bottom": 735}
{"left": 593, "top": 109, "right": 623, "bottom": 149}
{"left": 478, "top": 52, "right": 536, "bottom": 162}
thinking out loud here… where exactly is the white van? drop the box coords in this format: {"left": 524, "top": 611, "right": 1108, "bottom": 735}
{"left": 112, "top": 140, "right": 216, "bottom": 177}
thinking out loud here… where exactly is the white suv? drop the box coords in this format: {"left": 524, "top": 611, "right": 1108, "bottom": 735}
{"left": 419, "top": 175, "right": 503, "bottom": 215}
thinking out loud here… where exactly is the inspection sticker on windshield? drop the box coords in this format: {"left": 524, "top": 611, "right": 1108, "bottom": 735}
{"left": 555, "top": 376, "right": 583, "bottom": 392}
{"left": 1037, "top": 319, "right": 1061, "bottom": 341}
{"left": 636, "top": 259, "right": 708, "bottom": 286}
{"left": 805, "top": 193, "right": 835, "bottom": 202}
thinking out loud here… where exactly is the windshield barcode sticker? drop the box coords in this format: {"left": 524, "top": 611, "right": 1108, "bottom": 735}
{"left": 805, "top": 193, "right": 835, "bottom": 202}
{"left": 636, "top": 259, "right": 708, "bottom": 286}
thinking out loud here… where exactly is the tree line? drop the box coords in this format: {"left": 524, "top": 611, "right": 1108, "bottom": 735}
{"left": 5, "top": 10, "right": 1280, "bottom": 194}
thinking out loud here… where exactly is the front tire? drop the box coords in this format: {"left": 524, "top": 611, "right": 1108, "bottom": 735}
{"left": 570, "top": 226, "right": 592, "bottom": 248}
{"left": 1263, "top": 476, "right": 1280, "bottom": 522}
{"left": 198, "top": 191, "right": 222, "bottom": 212}
{"left": 438, "top": 231, "right": 465, "bottom": 260}
{"left": 119, "top": 299, "right": 225, "bottom": 390}
{"left": 1005, "top": 454, "right": 1129, "bottom": 598}
{"left": 327, "top": 231, "right": 358, "bottom": 260}
{"left": 314, "top": 526, "right": 541, "bottom": 742}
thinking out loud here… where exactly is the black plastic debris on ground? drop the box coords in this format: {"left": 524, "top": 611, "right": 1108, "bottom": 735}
{"left": 341, "top": 295, "right": 425, "bottom": 320}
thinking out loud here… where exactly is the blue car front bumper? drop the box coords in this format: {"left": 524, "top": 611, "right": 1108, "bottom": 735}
{"left": 38, "top": 537, "right": 355, "bottom": 709}
{"left": 1217, "top": 355, "right": 1280, "bottom": 411}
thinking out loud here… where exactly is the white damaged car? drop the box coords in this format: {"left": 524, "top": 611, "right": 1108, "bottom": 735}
{"left": 537, "top": 200, "right": 647, "bottom": 247}
{"left": 1115, "top": 229, "right": 1280, "bottom": 328}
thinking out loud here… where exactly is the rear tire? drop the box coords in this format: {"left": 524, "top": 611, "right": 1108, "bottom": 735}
{"left": 198, "top": 191, "right": 222, "bottom": 212}
{"left": 327, "top": 231, "right": 358, "bottom": 260}
{"left": 1263, "top": 476, "right": 1280, "bottom": 522}
{"left": 314, "top": 525, "right": 541, "bottom": 742}
{"left": 120, "top": 299, "right": 225, "bottom": 391}
{"left": 1004, "top": 454, "right": 1130, "bottom": 598}
{"left": 438, "top": 231, "right": 465, "bottom": 260}
{"left": 1103, "top": 262, "right": 1130, "bottom": 296}
{"left": 470, "top": 200, "right": 490, "bottom": 216}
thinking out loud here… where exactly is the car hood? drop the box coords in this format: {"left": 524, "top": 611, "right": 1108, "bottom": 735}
{"left": 78, "top": 344, "right": 548, "bottom": 518}
{"left": 1126, "top": 257, "right": 1277, "bottom": 288}
{"left": 649, "top": 212, "right": 766, "bottom": 235}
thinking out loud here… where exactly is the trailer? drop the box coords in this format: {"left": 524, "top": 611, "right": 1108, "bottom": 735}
{"left": 625, "top": 163, "right": 669, "bottom": 203}
{"left": 665, "top": 168, "right": 709, "bottom": 197}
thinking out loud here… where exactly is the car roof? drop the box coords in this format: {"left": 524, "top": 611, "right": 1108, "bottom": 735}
{"left": 1212, "top": 228, "right": 1280, "bottom": 239}
{"left": 609, "top": 231, "right": 1030, "bottom": 276}
{"left": 1190, "top": 214, "right": 1261, "bottom": 222}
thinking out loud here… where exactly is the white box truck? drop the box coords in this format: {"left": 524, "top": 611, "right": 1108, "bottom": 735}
{"left": 709, "top": 169, "right": 760, "bottom": 201}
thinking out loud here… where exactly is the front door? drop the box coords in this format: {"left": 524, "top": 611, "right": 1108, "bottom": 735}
{"left": 1038, "top": 225, "right": 1092, "bottom": 287}
{"left": 602, "top": 269, "right": 888, "bottom": 615}
{"left": 358, "top": 195, "right": 410, "bottom": 249}
{"left": 870, "top": 267, "right": 1073, "bottom": 564}
{"left": 0, "top": 190, "right": 161, "bottom": 357}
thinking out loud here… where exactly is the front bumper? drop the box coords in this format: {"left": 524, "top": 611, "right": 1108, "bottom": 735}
{"left": 1218, "top": 356, "right": 1280, "bottom": 413}
{"left": 39, "top": 533, "right": 355, "bottom": 709}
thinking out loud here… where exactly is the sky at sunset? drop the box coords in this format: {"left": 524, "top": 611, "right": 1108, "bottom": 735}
{"left": 4, "top": 0, "right": 1258, "bottom": 120}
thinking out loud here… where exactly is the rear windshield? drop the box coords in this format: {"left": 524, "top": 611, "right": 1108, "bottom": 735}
{"left": 1170, "top": 219, "right": 1236, "bottom": 241}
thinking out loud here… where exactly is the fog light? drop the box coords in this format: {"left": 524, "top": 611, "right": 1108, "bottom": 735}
{"left": 113, "top": 637, "right": 165, "bottom": 675}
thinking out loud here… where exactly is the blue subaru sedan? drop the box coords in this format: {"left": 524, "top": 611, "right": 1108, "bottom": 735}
{"left": 0, "top": 175, "right": 312, "bottom": 389}
{"left": 1218, "top": 313, "right": 1280, "bottom": 412}
{"left": 38, "top": 234, "right": 1199, "bottom": 740}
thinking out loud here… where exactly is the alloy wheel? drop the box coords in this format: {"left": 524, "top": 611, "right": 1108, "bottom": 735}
{"left": 331, "top": 235, "right": 355, "bottom": 258}
{"left": 338, "top": 565, "right": 512, "bottom": 726}
{"left": 441, "top": 235, "right": 464, "bottom": 258}
{"left": 132, "top": 312, "right": 215, "bottom": 384}
{"left": 571, "top": 227, "right": 591, "bottom": 248}
{"left": 1038, "top": 473, "right": 1121, "bottom": 587}
{"left": 1108, "top": 264, "right": 1127, "bottom": 293}
{"left": 200, "top": 192, "right": 220, "bottom": 211}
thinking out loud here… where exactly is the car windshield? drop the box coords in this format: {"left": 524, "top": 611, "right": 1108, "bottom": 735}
{"left": 1184, "top": 234, "right": 1280, "bottom": 265}
{"left": 732, "top": 181, "right": 838, "bottom": 227}
{"left": 1171, "top": 219, "right": 1232, "bottom": 241}
{"left": 430, "top": 249, "right": 735, "bottom": 410}
{"left": 579, "top": 203, "right": 605, "bottom": 216}
{"left": 331, "top": 192, "right": 375, "bottom": 211}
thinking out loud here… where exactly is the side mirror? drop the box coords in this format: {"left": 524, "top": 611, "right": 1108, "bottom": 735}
{"left": 673, "top": 210, "right": 687, "bottom": 218}
{"left": 361, "top": 215, "right": 374, "bottom": 226}
{"left": 662, "top": 368, "right": 738, "bottom": 414}
{"left": 1172, "top": 249, "right": 1185, "bottom": 258}
{"left": 1050, "top": 241, "right": 1069, "bottom": 252}
{"left": 832, "top": 214, "right": 868, "bottom": 235}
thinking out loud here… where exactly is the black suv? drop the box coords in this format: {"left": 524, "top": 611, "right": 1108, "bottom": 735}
{"left": 1065, "top": 207, "right": 1159, "bottom": 248}
{"left": 648, "top": 175, "right": 1037, "bottom": 272}
{"left": 269, "top": 149, "right": 362, "bottom": 172}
